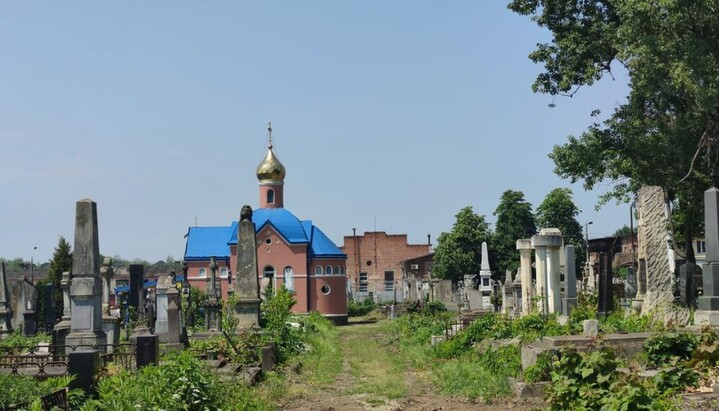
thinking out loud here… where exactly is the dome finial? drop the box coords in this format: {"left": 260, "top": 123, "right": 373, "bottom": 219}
{"left": 256, "top": 123, "right": 286, "bottom": 182}
{"left": 268, "top": 122, "right": 273, "bottom": 149}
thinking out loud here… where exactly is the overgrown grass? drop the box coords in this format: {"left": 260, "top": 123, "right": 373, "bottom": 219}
{"left": 434, "top": 346, "right": 521, "bottom": 400}
{"left": 293, "top": 312, "right": 343, "bottom": 386}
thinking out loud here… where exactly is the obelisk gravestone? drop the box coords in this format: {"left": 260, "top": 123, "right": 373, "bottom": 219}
{"left": 233, "top": 205, "right": 262, "bottom": 328}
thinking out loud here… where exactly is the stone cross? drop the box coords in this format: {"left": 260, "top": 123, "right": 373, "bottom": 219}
{"left": 66, "top": 199, "right": 106, "bottom": 348}
{"left": 233, "top": 205, "right": 262, "bottom": 328}
{"left": 208, "top": 257, "right": 218, "bottom": 298}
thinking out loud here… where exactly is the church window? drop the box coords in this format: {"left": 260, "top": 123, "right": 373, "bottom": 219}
{"left": 263, "top": 266, "right": 275, "bottom": 278}
{"left": 267, "top": 189, "right": 275, "bottom": 204}
{"left": 315, "top": 266, "right": 323, "bottom": 275}
{"left": 220, "top": 268, "right": 228, "bottom": 278}
{"left": 325, "top": 266, "right": 333, "bottom": 275}
{"left": 199, "top": 268, "right": 206, "bottom": 278}
{"left": 359, "top": 272, "right": 368, "bottom": 292}
{"left": 321, "top": 284, "right": 331, "bottom": 295}
{"left": 284, "top": 266, "right": 294, "bottom": 291}
{"left": 334, "top": 266, "right": 340, "bottom": 276}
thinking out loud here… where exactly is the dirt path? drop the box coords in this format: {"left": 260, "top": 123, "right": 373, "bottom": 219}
{"left": 278, "top": 320, "right": 542, "bottom": 411}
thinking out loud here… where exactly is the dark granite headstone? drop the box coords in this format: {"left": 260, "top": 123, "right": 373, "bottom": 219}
{"left": 69, "top": 350, "right": 100, "bottom": 394}
{"left": 128, "top": 264, "right": 144, "bottom": 312}
{"left": 135, "top": 334, "right": 159, "bottom": 368}
{"left": 625, "top": 266, "right": 637, "bottom": 299}
{"left": 680, "top": 263, "right": 697, "bottom": 307}
{"left": 43, "top": 283, "right": 56, "bottom": 333}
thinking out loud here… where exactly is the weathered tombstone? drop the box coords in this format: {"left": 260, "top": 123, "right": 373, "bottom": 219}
{"left": 53, "top": 271, "right": 72, "bottom": 347}
{"left": 563, "top": 245, "right": 577, "bottom": 315}
{"left": 632, "top": 258, "right": 648, "bottom": 313}
{"left": 135, "top": 334, "right": 159, "bottom": 368}
{"left": 66, "top": 199, "right": 106, "bottom": 349}
{"left": 479, "top": 242, "right": 493, "bottom": 308}
{"left": 516, "top": 239, "right": 533, "bottom": 315}
{"left": 590, "top": 236, "right": 619, "bottom": 317}
{"left": 155, "top": 273, "right": 171, "bottom": 341}
{"left": 625, "top": 266, "right": 638, "bottom": 300}
{"left": 695, "top": 188, "right": 719, "bottom": 325}
{"left": 165, "top": 285, "right": 183, "bottom": 349}
{"left": 204, "top": 257, "right": 221, "bottom": 331}
{"left": 679, "top": 263, "right": 699, "bottom": 308}
{"left": 637, "top": 186, "right": 675, "bottom": 315}
{"left": 68, "top": 350, "right": 100, "bottom": 394}
{"left": 100, "top": 258, "right": 120, "bottom": 352}
{"left": 22, "top": 281, "right": 37, "bottom": 336}
{"left": 0, "top": 262, "right": 12, "bottom": 334}
{"left": 233, "top": 206, "right": 262, "bottom": 328}
{"left": 583, "top": 319, "right": 598, "bottom": 337}
{"left": 531, "top": 230, "right": 563, "bottom": 314}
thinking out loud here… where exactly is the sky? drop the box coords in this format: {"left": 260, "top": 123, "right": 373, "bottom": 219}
{"left": 0, "top": 2, "right": 633, "bottom": 264}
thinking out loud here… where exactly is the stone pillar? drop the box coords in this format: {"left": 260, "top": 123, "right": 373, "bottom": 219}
{"left": 563, "top": 245, "right": 577, "bottom": 315}
{"left": 53, "top": 271, "right": 72, "bottom": 346}
{"left": 0, "top": 262, "right": 12, "bottom": 333}
{"left": 516, "top": 239, "right": 533, "bottom": 315}
{"left": 205, "top": 257, "right": 221, "bottom": 331}
{"left": 233, "top": 205, "right": 262, "bottom": 328}
{"left": 531, "top": 231, "right": 563, "bottom": 314}
{"left": 66, "top": 199, "right": 106, "bottom": 349}
{"left": 695, "top": 188, "right": 719, "bottom": 325}
{"left": 534, "top": 245, "right": 548, "bottom": 313}
{"left": 637, "top": 186, "right": 674, "bottom": 315}
{"left": 155, "top": 274, "right": 171, "bottom": 341}
{"left": 165, "top": 286, "right": 182, "bottom": 349}
{"left": 100, "top": 257, "right": 113, "bottom": 316}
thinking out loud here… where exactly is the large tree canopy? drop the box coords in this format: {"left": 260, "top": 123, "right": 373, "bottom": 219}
{"left": 536, "top": 188, "right": 586, "bottom": 272}
{"left": 493, "top": 190, "right": 537, "bottom": 276}
{"left": 508, "top": 0, "right": 719, "bottom": 243}
{"left": 433, "top": 207, "right": 493, "bottom": 282}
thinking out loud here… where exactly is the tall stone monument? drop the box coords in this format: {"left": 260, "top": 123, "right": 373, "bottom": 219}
{"left": 637, "top": 186, "right": 675, "bottom": 315}
{"left": 0, "top": 262, "right": 11, "bottom": 333}
{"left": 154, "top": 273, "right": 172, "bottom": 341}
{"left": 563, "top": 245, "right": 577, "bottom": 315}
{"left": 233, "top": 205, "right": 262, "bottom": 328}
{"left": 695, "top": 188, "right": 719, "bottom": 325}
{"left": 531, "top": 229, "right": 563, "bottom": 314}
{"left": 516, "top": 239, "right": 533, "bottom": 315}
{"left": 66, "top": 199, "right": 106, "bottom": 349}
{"left": 478, "top": 242, "right": 493, "bottom": 308}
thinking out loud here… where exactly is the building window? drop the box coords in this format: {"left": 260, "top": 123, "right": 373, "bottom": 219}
{"left": 220, "top": 268, "right": 228, "bottom": 278}
{"left": 340, "top": 266, "right": 345, "bottom": 274}
{"left": 325, "top": 266, "right": 333, "bottom": 275}
{"left": 284, "top": 266, "right": 294, "bottom": 291}
{"left": 697, "top": 240, "right": 707, "bottom": 254}
{"left": 267, "top": 189, "right": 275, "bottom": 204}
{"left": 315, "top": 266, "right": 323, "bottom": 275}
{"left": 321, "top": 284, "right": 331, "bottom": 295}
{"left": 384, "top": 271, "right": 394, "bottom": 292}
{"left": 334, "top": 266, "right": 340, "bottom": 276}
{"left": 359, "top": 272, "right": 368, "bottom": 292}
{"left": 263, "top": 266, "right": 275, "bottom": 278}
{"left": 199, "top": 268, "right": 206, "bottom": 278}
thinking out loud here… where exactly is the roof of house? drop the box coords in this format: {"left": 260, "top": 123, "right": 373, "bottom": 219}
{"left": 184, "top": 208, "right": 345, "bottom": 260}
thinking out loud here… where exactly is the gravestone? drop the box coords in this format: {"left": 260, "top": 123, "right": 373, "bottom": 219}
{"left": 165, "top": 285, "right": 182, "bottom": 349}
{"left": 66, "top": 199, "right": 106, "bottom": 350}
{"left": 478, "top": 242, "right": 493, "bottom": 308}
{"left": 128, "top": 264, "right": 144, "bottom": 314}
{"left": 695, "top": 188, "right": 719, "bottom": 325}
{"left": 562, "top": 245, "right": 577, "bottom": 315}
{"left": 53, "top": 271, "right": 72, "bottom": 347}
{"left": 679, "top": 262, "right": 700, "bottom": 308}
{"left": 531, "top": 230, "right": 563, "bottom": 314}
{"left": 100, "top": 258, "right": 120, "bottom": 352}
{"left": 625, "top": 266, "right": 638, "bottom": 299}
{"left": 0, "top": 262, "right": 12, "bottom": 333}
{"left": 590, "top": 237, "right": 619, "bottom": 317}
{"left": 204, "top": 257, "right": 221, "bottom": 331}
{"left": 22, "top": 281, "right": 37, "bottom": 336}
{"left": 155, "top": 274, "right": 171, "bottom": 341}
{"left": 637, "top": 186, "right": 675, "bottom": 315}
{"left": 233, "top": 205, "right": 262, "bottom": 328}
{"left": 516, "top": 239, "right": 533, "bottom": 315}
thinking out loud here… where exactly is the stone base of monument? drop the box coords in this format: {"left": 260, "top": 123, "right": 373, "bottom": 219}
{"left": 52, "top": 323, "right": 71, "bottom": 348}
{"left": 69, "top": 350, "right": 100, "bottom": 394}
{"left": 65, "top": 331, "right": 106, "bottom": 351}
{"left": 631, "top": 297, "right": 644, "bottom": 314}
{"left": 694, "top": 310, "right": 719, "bottom": 326}
{"left": 233, "top": 299, "right": 261, "bottom": 330}
{"left": 562, "top": 298, "right": 577, "bottom": 316}
{"left": 102, "top": 316, "right": 120, "bottom": 352}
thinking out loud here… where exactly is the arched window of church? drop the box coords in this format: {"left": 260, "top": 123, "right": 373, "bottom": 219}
{"left": 263, "top": 266, "right": 275, "bottom": 278}
{"left": 220, "top": 268, "right": 228, "bottom": 278}
{"left": 325, "top": 266, "right": 333, "bottom": 275}
{"left": 199, "top": 268, "right": 206, "bottom": 278}
{"left": 267, "top": 189, "right": 275, "bottom": 204}
{"left": 315, "top": 266, "right": 322, "bottom": 275}
{"left": 284, "top": 266, "right": 294, "bottom": 291}
{"left": 334, "top": 266, "right": 340, "bottom": 276}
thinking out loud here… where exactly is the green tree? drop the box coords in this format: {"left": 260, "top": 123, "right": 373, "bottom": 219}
{"left": 508, "top": 0, "right": 719, "bottom": 258}
{"left": 47, "top": 237, "right": 72, "bottom": 322}
{"left": 536, "top": 188, "right": 585, "bottom": 274}
{"left": 493, "top": 190, "right": 537, "bottom": 276}
{"left": 433, "top": 207, "right": 493, "bottom": 282}
{"left": 613, "top": 225, "right": 635, "bottom": 238}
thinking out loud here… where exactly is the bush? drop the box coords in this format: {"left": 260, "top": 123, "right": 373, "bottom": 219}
{"left": 261, "top": 286, "right": 302, "bottom": 362}
{"left": 644, "top": 332, "right": 698, "bottom": 367}
{"left": 348, "top": 299, "right": 377, "bottom": 317}
{"left": 523, "top": 351, "right": 555, "bottom": 383}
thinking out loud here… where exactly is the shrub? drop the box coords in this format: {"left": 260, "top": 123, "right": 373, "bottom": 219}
{"left": 523, "top": 351, "right": 555, "bottom": 383}
{"left": 644, "top": 332, "right": 698, "bottom": 367}
{"left": 348, "top": 299, "right": 377, "bottom": 317}
{"left": 261, "top": 286, "right": 302, "bottom": 362}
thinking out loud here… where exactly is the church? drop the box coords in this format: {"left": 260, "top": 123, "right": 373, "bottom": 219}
{"left": 183, "top": 125, "right": 348, "bottom": 324}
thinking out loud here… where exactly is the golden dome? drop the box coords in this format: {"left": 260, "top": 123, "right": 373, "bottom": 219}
{"left": 256, "top": 145, "right": 286, "bottom": 182}
{"left": 256, "top": 123, "right": 285, "bottom": 182}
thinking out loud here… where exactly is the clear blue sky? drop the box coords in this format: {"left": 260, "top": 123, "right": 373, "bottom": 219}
{"left": 1, "top": 2, "right": 632, "bottom": 264}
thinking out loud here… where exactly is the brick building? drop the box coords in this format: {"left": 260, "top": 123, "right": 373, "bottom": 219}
{"left": 340, "top": 231, "right": 431, "bottom": 298}
{"left": 183, "top": 126, "right": 348, "bottom": 323}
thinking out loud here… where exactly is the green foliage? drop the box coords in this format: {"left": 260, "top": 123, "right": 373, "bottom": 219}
{"left": 614, "top": 225, "right": 636, "bottom": 237}
{"left": 297, "top": 312, "right": 343, "bottom": 386}
{"left": 0, "top": 374, "right": 80, "bottom": 409}
{"left": 47, "top": 236, "right": 72, "bottom": 323}
{"left": 644, "top": 332, "right": 698, "bottom": 367}
{"left": 348, "top": 298, "right": 377, "bottom": 317}
{"left": 395, "top": 311, "right": 457, "bottom": 347}
{"left": 0, "top": 331, "right": 51, "bottom": 353}
{"left": 509, "top": 0, "right": 719, "bottom": 244}
{"left": 261, "top": 286, "right": 302, "bottom": 362}
{"left": 524, "top": 351, "right": 555, "bottom": 383}
{"left": 182, "top": 286, "right": 207, "bottom": 330}
{"left": 433, "top": 207, "right": 493, "bottom": 282}
{"left": 82, "top": 350, "right": 269, "bottom": 410}
{"left": 492, "top": 190, "right": 537, "bottom": 275}
{"left": 599, "top": 309, "right": 652, "bottom": 334}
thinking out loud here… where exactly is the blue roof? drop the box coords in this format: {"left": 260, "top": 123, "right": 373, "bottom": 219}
{"left": 185, "top": 208, "right": 345, "bottom": 259}
{"left": 184, "top": 226, "right": 234, "bottom": 260}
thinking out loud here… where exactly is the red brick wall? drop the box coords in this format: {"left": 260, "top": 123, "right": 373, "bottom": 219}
{"left": 340, "top": 231, "right": 430, "bottom": 293}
